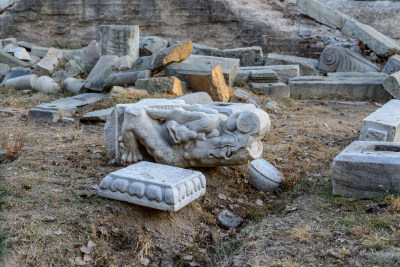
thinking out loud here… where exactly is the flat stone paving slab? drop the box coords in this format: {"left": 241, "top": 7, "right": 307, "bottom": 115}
{"left": 360, "top": 100, "right": 400, "bottom": 142}
{"left": 80, "top": 108, "right": 114, "bottom": 123}
{"left": 98, "top": 161, "right": 206, "bottom": 211}
{"left": 332, "top": 141, "right": 400, "bottom": 198}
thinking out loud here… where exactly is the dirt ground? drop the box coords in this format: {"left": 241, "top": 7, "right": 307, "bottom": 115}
{"left": 0, "top": 88, "right": 399, "bottom": 267}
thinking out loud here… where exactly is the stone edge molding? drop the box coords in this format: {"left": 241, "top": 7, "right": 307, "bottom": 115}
{"left": 98, "top": 161, "right": 206, "bottom": 211}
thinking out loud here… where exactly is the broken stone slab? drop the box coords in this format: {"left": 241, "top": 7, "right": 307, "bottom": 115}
{"left": 8, "top": 47, "right": 31, "bottom": 61}
{"left": 99, "top": 25, "right": 139, "bottom": 61}
{"left": 80, "top": 108, "right": 114, "bottom": 123}
{"left": 30, "top": 46, "right": 83, "bottom": 59}
{"left": 0, "top": 38, "right": 17, "bottom": 48}
{"left": 64, "top": 77, "right": 85, "bottom": 95}
{"left": 36, "top": 48, "right": 63, "bottom": 76}
{"left": 266, "top": 53, "right": 319, "bottom": 76}
{"left": 248, "top": 159, "right": 283, "bottom": 192}
{"left": 116, "top": 55, "right": 133, "bottom": 71}
{"left": 109, "top": 86, "right": 148, "bottom": 98}
{"left": 250, "top": 82, "right": 290, "bottom": 98}
{"left": 137, "top": 40, "right": 193, "bottom": 72}
{"left": 217, "top": 46, "right": 263, "bottom": 67}
{"left": 217, "top": 209, "right": 243, "bottom": 229}
{"left": 98, "top": 161, "right": 206, "bottom": 211}
{"left": 2, "top": 43, "right": 17, "bottom": 53}
{"left": 165, "top": 63, "right": 231, "bottom": 102}
{"left": 139, "top": 36, "right": 169, "bottom": 57}
{"left": 0, "top": 63, "right": 10, "bottom": 83}
{"left": 80, "top": 40, "right": 100, "bottom": 66}
{"left": 233, "top": 89, "right": 259, "bottom": 107}
{"left": 342, "top": 19, "right": 400, "bottom": 57}
{"left": 295, "top": 0, "right": 349, "bottom": 29}
{"left": 332, "top": 141, "right": 400, "bottom": 198}
{"left": 105, "top": 99, "right": 269, "bottom": 167}
{"left": 249, "top": 69, "right": 280, "bottom": 83}
{"left": 360, "top": 100, "right": 400, "bottom": 142}
{"left": 0, "top": 67, "right": 31, "bottom": 86}
{"left": 176, "top": 92, "right": 213, "bottom": 105}
{"left": 17, "top": 41, "right": 35, "bottom": 51}
{"left": 289, "top": 76, "right": 391, "bottom": 100}
{"left": 238, "top": 65, "right": 300, "bottom": 84}
{"left": 383, "top": 71, "right": 400, "bottom": 99}
{"left": 85, "top": 55, "right": 119, "bottom": 91}
{"left": 318, "top": 45, "right": 379, "bottom": 73}
{"left": 191, "top": 43, "right": 220, "bottom": 56}
{"left": 5, "top": 74, "right": 37, "bottom": 90}
{"left": 135, "top": 77, "right": 185, "bottom": 96}
{"left": 0, "top": 51, "right": 31, "bottom": 68}
{"left": 103, "top": 70, "right": 151, "bottom": 90}
{"left": 181, "top": 55, "right": 240, "bottom": 86}
{"left": 383, "top": 55, "right": 400, "bottom": 75}
{"left": 327, "top": 72, "right": 388, "bottom": 78}
{"left": 34, "top": 76, "right": 61, "bottom": 93}
{"left": 29, "top": 93, "right": 107, "bottom": 123}
{"left": 202, "top": 102, "right": 256, "bottom": 116}
{"left": 52, "top": 60, "right": 83, "bottom": 81}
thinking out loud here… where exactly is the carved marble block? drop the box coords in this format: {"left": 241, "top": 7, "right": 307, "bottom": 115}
{"left": 104, "top": 99, "right": 271, "bottom": 167}
{"left": 318, "top": 45, "right": 379, "bottom": 73}
{"left": 383, "top": 55, "right": 400, "bottom": 75}
{"left": 98, "top": 161, "right": 206, "bottom": 211}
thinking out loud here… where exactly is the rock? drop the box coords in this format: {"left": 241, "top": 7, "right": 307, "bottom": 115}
{"left": 80, "top": 40, "right": 100, "bottom": 65}
{"left": 360, "top": 100, "right": 400, "bottom": 142}
{"left": 137, "top": 40, "right": 193, "bottom": 72}
{"left": 0, "top": 38, "right": 17, "bottom": 48}
{"left": 383, "top": 71, "right": 400, "bottom": 99}
{"left": 64, "top": 78, "right": 85, "bottom": 95}
{"left": 248, "top": 159, "right": 283, "bottom": 192}
{"left": 266, "top": 53, "right": 319, "bottom": 76}
{"left": 342, "top": 19, "right": 400, "bottom": 57}
{"left": 36, "top": 48, "right": 63, "bottom": 76}
{"left": 233, "top": 89, "right": 259, "bottom": 107}
{"left": 2, "top": 43, "right": 17, "bottom": 52}
{"left": 298, "top": 29, "right": 312, "bottom": 37}
{"left": 52, "top": 60, "right": 83, "bottom": 81}
{"left": 332, "top": 141, "right": 400, "bottom": 198}
{"left": 250, "top": 82, "right": 290, "bottom": 98}
{"left": 8, "top": 47, "right": 31, "bottom": 61}
{"left": 98, "top": 161, "right": 206, "bottom": 211}
{"left": 139, "top": 36, "right": 169, "bottom": 56}
{"left": 105, "top": 100, "right": 270, "bottom": 167}
{"left": 249, "top": 69, "right": 279, "bottom": 83}
{"left": 383, "top": 55, "right": 400, "bottom": 75}
{"left": 217, "top": 209, "right": 243, "bottom": 229}
{"left": 17, "top": 41, "right": 35, "bottom": 51}
{"left": 5, "top": 74, "right": 37, "bottom": 90}
{"left": 218, "top": 46, "right": 263, "bottom": 67}
{"left": 165, "top": 63, "right": 231, "bottom": 102}
{"left": 0, "top": 63, "right": 10, "bottom": 83}
{"left": 296, "top": 0, "right": 349, "bottom": 29}
{"left": 181, "top": 55, "right": 240, "bottom": 86}
{"left": 0, "top": 51, "right": 31, "bottom": 68}
{"left": 116, "top": 55, "right": 133, "bottom": 71}
{"left": 103, "top": 70, "right": 151, "bottom": 90}
{"left": 265, "top": 101, "right": 277, "bottom": 111}
{"left": 34, "top": 76, "right": 61, "bottom": 93}
{"left": 238, "top": 65, "right": 300, "bottom": 84}
{"left": 192, "top": 43, "right": 220, "bottom": 56}
{"left": 109, "top": 86, "right": 148, "bottom": 98}
{"left": 327, "top": 72, "right": 388, "bottom": 78}
{"left": 135, "top": 77, "right": 184, "bottom": 95}
{"left": 318, "top": 45, "right": 379, "bottom": 73}
{"left": 289, "top": 76, "right": 391, "bottom": 101}
{"left": 80, "top": 108, "right": 114, "bottom": 123}
{"left": 29, "top": 93, "right": 107, "bottom": 123}
{"left": 176, "top": 92, "right": 213, "bottom": 105}
{"left": 0, "top": 68, "right": 31, "bottom": 86}
{"left": 99, "top": 25, "right": 139, "bottom": 61}
{"left": 0, "top": 149, "right": 6, "bottom": 164}
{"left": 85, "top": 55, "right": 119, "bottom": 91}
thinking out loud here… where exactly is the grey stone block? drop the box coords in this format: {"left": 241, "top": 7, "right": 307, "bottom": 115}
{"left": 332, "top": 141, "right": 400, "bottom": 198}
{"left": 135, "top": 77, "right": 185, "bottom": 95}
{"left": 238, "top": 65, "right": 300, "bottom": 84}
{"left": 0, "top": 51, "right": 31, "bottom": 68}
{"left": 289, "top": 76, "right": 391, "bottom": 100}
{"left": 36, "top": 48, "right": 63, "bottom": 76}
{"left": 139, "top": 36, "right": 169, "bottom": 56}
{"left": 266, "top": 53, "right": 319, "bottom": 76}
{"left": 80, "top": 108, "right": 113, "bottom": 123}
{"left": 249, "top": 69, "right": 279, "bottom": 83}
{"left": 250, "top": 82, "right": 290, "bottom": 98}
{"left": 81, "top": 40, "right": 100, "bottom": 65}
{"left": 217, "top": 209, "right": 243, "bottom": 229}
{"left": 34, "top": 76, "right": 61, "bottom": 93}
{"left": 219, "top": 46, "right": 263, "bottom": 67}
{"left": 98, "top": 161, "right": 206, "bottom": 211}
{"left": 383, "top": 55, "right": 400, "bottom": 75}
{"left": 103, "top": 70, "right": 151, "bottom": 90}
{"left": 64, "top": 77, "right": 85, "bottom": 95}
{"left": 5, "top": 74, "right": 37, "bottom": 90}
{"left": 176, "top": 92, "right": 213, "bottom": 105}
{"left": 85, "top": 55, "right": 119, "bottom": 91}
{"left": 233, "top": 89, "right": 259, "bottom": 107}
{"left": 99, "top": 25, "right": 139, "bottom": 61}
{"left": 360, "top": 100, "right": 400, "bottom": 142}
{"left": 327, "top": 72, "right": 388, "bottom": 78}
{"left": 383, "top": 71, "right": 400, "bottom": 99}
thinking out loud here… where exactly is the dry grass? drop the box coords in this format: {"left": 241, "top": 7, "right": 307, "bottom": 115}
{"left": 0, "top": 130, "right": 25, "bottom": 163}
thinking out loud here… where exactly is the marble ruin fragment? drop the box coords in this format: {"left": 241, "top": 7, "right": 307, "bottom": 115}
{"left": 383, "top": 55, "right": 400, "bottom": 75}
{"left": 99, "top": 25, "right": 139, "bottom": 61}
{"left": 104, "top": 99, "right": 270, "bottom": 167}
{"left": 98, "top": 161, "right": 206, "bottom": 211}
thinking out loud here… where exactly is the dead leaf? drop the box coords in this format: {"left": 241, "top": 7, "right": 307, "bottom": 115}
{"left": 54, "top": 229, "right": 62, "bottom": 235}
{"left": 83, "top": 254, "right": 93, "bottom": 262}
{"left": 74, "top": 257, "right": 86, "bottom": 266}
{"left": 80, "top": 245, "right": 92, "bottom": 254}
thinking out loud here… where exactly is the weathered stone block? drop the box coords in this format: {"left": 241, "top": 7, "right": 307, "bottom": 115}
{"left": 116, "top": 55, "right": 133, "bottom": 71}
{"left": 181, "top": 55, "right": 239, "bottom": 86}
{"left": 250, "top": 82, "right": 290, "bottom": 98}
{"left": 36, "top": 48, "right": 63, "bottom": 76}
{"left": 289, "top": 76, "right": 391, "bottom": 100}
{"left": 80, "top": 40, "right": 100, "bottom": 65}
{"left": 383, "top": 71, "right": 400, "bottom": 99}
{"left": 249, "top": 69, "right": 279, "bottom": 83}
{"left": 238, "top": 65, "right": 300, "bottom": 84}
{"left": 219, "top": 46, "right": 263, "bottom": 67}
{"left": 0, "top": 67, "right": 31, "bottom": 86}
{"left": 64, "top": 77, "right": 85, "bottom": 95}
{"left": 85, "top": 55, "right": 119, "bottom": 91}
{"left": 5, "top": 74, "right": 37, "bottom": 90}
{"left": 34, "top": 76, "right": 61, "bottom": 93}
{"left": 103, "top": 70, "right": 151, "bottom": 90}
{"left": 383, "top": 55, "right": 400, "bottom": 75}
{"left": 99, "top": 25, "right": 139, "bottom": 61}
{"left": 332, "top": 141, "right": 400, "bottom": 198}
{"left": 135, "top": 77, "right": 184, "bottom": 95}
{"left": 0, "top": 51, "right": 30, "bottom": 68}
{"left": 98, "top": 161, "right": 206, "bottom": 211}
{"left": 139, "top": 36, "right": 169, "bottom": 56}
{"left": 266, "top": 53, "right": 319, "bottom": 76}
{"left": 342, "top": 19, "right": 400, "bottom": 57}
{"left": 360, "top": 100, "right": 400, "bottom": 142}
{"left": 80, "top": 108, "right": 113, "bottom": 123}
{"left": 318, "top": 45, "right": 379, "bottom": 73}
{"left": 192, "top": 43, "right": 220, "bottom": 56}
{"left": 8, "top": 47, "right": 31, "bottom": 61}
{"left": 327, "top": 72, "right": 388, "bottom": 78}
